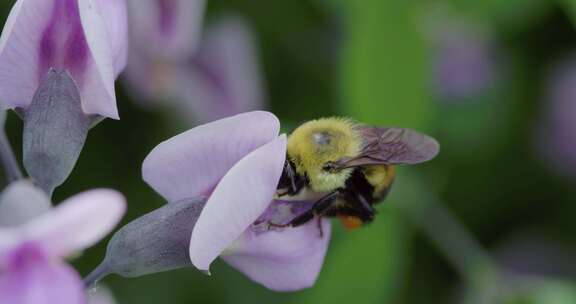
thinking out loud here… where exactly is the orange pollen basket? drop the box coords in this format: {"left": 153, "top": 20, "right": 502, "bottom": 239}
{"left": 338, "top": 215, "right": 363, "bottom": 231}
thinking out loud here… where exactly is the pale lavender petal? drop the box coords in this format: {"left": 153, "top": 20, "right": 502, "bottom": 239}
{"left": 223, "top": 219, "right": 331, "bottom": 291}
{"left": 175, "top": 15, "right": 265, "bottom": 122}
{"left": 0, "top": 0, "right": 53, "bottom": 111}
{"left": 0, "top": 0, "right": 125, "bottom": 119}
{"left": 0, "top": 242, "right": 84, "bottom": 304}
{"left": 18, "top": 189, "right": 125, "bottom": 257}
{"left": 78, "top": 0, "right": 123, "bottom": 118}
{"left": 127, "top": 0, "right": 205, "bottom": 61}
{"left": 0, "top": 180, "right": 51, "bottom": 227}
{"left": 189, "top": 135, "right": 287, "bottom": 272}
{"left": 142, "top": 111, "right": 280, "bottom": 202}
{"left": 94, "top": 0, "right": 128, "bottom": 76}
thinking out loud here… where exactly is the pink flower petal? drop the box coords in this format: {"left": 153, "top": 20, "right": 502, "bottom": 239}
{"left": 0, "top": 0, "right": 126, "bottom": 119}
{"left": 174, "top": 15, "right": 265, "bottom": 122}
{"left": 189, "top": 135, "right": 287, "bottom": 272}
{"left": 223, "top": 219, "right": 331, "bottom": 291}
{"left": 8, "top": 189, "right": 126, "bottom": 258}
{"left": 127, "top": 0, "right": 205, "bottom": 61}
{"left": 142, "top": 111, "right": 280, "bottom": 202}
{"left": 0, "top": 243, "right": 84, "bottom": 304}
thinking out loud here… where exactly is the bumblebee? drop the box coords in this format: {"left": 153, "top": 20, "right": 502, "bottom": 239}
{"left": 274, "top": 117, "right": 439, "bottom": 230}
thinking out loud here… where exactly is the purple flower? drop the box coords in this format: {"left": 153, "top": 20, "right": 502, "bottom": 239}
{"left": 0, "top": 189, "right": 126, "bottom": 304}
{"left": 127, "top": 0, "right": 205, "bottom": 61}
{"left": 125, "top": 13, "right": 265, "bottom": 123}
{"left": 429, "top": 19, "right": 497, "bottom": 101}
{"left": 142, "top": 111, "right": 331, "bottom": 291}
{"left": 174, "top": 15, "right": 266, "bottom": 122}
{"left": 123, "top": 0, "right": 205, "bottom": 102}
{"left": 537, "top": 55, "right": 576, "bottom": 177}
{"left": 0, "top": 0, "right": 128, "bottom": 119}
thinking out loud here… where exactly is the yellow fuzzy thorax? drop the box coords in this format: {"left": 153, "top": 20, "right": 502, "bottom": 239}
{"left": 287, "top": 117, "right": 361, "bottom": 192}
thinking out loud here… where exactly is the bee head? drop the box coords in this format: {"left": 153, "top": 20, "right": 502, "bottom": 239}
{"left": 287, "top": 118, "right": 361, "bottom": 192}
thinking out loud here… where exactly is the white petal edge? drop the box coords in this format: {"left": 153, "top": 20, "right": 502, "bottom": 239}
{"left": 189, "top": 135, "right": 287, "bottom": 272}
{"left": 142, "top": 111, "right": 280, "bottom": 203}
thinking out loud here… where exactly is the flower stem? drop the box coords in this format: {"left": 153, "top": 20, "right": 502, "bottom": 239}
{"left": 83, "top": 261, "right": 111, "bottom": 289}
{"left": 397, "top": 177, "right": 497, "bottom": 281}
{"left": 0, "top": 124, "right": 22, "bottom": 183}
{"left": 415, "top": 197, "right": 495, "bottom": 279}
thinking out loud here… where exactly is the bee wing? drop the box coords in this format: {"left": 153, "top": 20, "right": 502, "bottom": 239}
{"left": 334, "top": 127, "right": 439, "bottom": 168}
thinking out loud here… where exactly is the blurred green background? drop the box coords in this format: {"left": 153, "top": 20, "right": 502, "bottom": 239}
{"left": 2, "top": 0, "right": 576, "bottom": 303}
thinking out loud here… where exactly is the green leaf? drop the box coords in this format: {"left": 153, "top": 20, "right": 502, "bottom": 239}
{"left": 295, "top": 208, "right": 408, "bottom": 304}
{"left": 447, "top": 0, "right": 552, "bottom": 32}
{"left": 339, "top": 0, "right": 431, "bottom": 130}
{"left": 561, "top": 0, "right": 576, "bottom": 27}
{"left": 529, "top": 280, "right": 576, "bottom": 304}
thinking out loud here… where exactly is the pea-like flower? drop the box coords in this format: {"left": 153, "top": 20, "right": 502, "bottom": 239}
{"left": 141, "top": 111, "right": 331, "bottom": 291}
{"left": 127, "top": 0, "right": 205, "bottom": 62}
{"left": 125, "top": 9, "right": 265, "bottom": 124}
{"left": 0, "top": 0, "right": 129, "bottom": 195}
{"left": 428, "top": 17, "right": 497, "bottom": 101}
{"left": 124, "top": 0, "right": 205, "bottom": 102}
{"left": 0, "top": 185, "right": 126, "bottom": 304}
{"left": 537, "top": 55, "right": 576, "bottom": 177}
{"left": 173, "top": 15, "right": 266, "bottom": 122}
{"left": 0, "top": 0, "right": 128, "bottom": 119}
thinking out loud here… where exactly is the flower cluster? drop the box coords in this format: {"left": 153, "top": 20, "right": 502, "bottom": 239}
{"left": 0, "top": 1, "right": 339, "bottom": 302}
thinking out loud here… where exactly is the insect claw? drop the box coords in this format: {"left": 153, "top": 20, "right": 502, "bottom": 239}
{"left": 266, "top": 221, "right": 291, "bottom": 230}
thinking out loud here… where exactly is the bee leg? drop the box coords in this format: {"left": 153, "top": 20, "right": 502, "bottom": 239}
{"left": 287, "top": 211, "right": 315, "bottom": 227}
{"left": 356, "top": 193, "right": 375, "bottom": 215}
{"left": 316, "top": 216, "right": 324, "bottom": 238}
{"left": 342, "top": 182, "right": 376, "bottom": 222}
{"left": 277, "top": 159, "right": 304, "bottom": 196}
{"left": 289, "top": 190, "right": 340, "bottom": 229}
